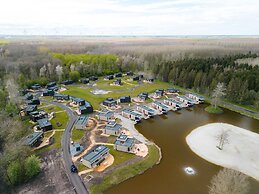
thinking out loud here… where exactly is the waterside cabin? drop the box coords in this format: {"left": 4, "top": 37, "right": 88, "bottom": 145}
{"left": 121, "top": 108, "right": 142, "bottom": 123}
{"left": 152, "top": 101, "right": 170, "bottom": 114}
{"left": 174, "top": 96, "right": 194, "bottom": 107}
{"left": 136, "top": 105, "right": 156, "bottom": 117}
{"left": 186, "top": 93, "right": 205, "bottom": 104}
{"left": 114, "top": 135, "right": 135, "bottom": 153}
{"left": 164, "top": 98, "right": 182, "bottom": 110}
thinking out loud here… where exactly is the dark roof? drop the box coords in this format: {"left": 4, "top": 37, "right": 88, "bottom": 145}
{"left": 37, "top": 118, "right": 52, "bottom": 128}
{"left": 24, "top": 131, "right": 43, "bottom": 146}
{"left": 25, "top": 105, "right": 37, "bottom": 112}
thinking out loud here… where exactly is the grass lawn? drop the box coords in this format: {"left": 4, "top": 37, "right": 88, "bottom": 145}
{"left": 40, "top": 105, "right": 63, "bottom": 113}
{"left": 72, "top": 127, "right": 85, "bottom": 142}
{"left": 41, "top": 96, "right": 53, "bottom": 102}
{"left": 205, "top": 105, "right": 223, "bottom": 114}
{"left": 34, "top": 131, "right": 64, "bottom": 154}
{"left": 94, "top": 79, "right": 135, "bottom": 91}
{"left": 62, "top": 80, "right": 170, "bottom": 109}
{"left": 44, "top": 130, "right": 54, "bottom": 138}
{"left": 90, "top": 144, "right": 160, "bottom": 194}
{"left": 107, "top": 145, "right": 135, "bottom": 166}
{"left": 77, "top": 162, "right": 89, "bottom": 172}
{"left": 51, "top": 111, "right": 69, "bottom": 129}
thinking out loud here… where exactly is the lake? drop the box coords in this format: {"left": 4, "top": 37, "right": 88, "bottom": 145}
{"left": 105, "top": 104, "right": 259, "bottom": 194}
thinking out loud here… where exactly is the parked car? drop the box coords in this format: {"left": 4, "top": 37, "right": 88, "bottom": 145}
{"left": 71, "top": 164, "right": 78, "bottom": 173}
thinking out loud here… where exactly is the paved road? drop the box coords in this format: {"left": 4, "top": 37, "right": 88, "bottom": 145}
{"left": 42, "top": 99, "right": 89, "bottom": 194}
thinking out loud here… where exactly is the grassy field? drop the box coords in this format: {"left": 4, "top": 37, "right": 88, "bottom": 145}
{"left": 62, "top": 80, "right": 170, "bottom": 109}
{"left": 90, "top": 144, "right": 160, "bottom": 194}
{"left": 51, "top": 111, "right": 69, "bottom": 129}
{"left": 94, "top": 78, "right": 136, "bottom": 91}
{"left": 72, "top": 127, "right": 85, "bottom": 142}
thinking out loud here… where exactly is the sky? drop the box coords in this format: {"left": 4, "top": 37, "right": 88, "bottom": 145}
{"left": 1, "top": 0, "right": 259, "bottom": 35}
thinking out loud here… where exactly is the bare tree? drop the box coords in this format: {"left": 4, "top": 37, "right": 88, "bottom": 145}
{"left": 216, "top": 130, "right": 229, "bottom": 150}
{"left": 39, "top": 65, "right": 47, "bottom": 77}
{"left": 212, "top": 82, "right": 226, "bottom": 108}
{"left": 55, "top": 65, "right": 63, "bottom": 82}
{"left": 209, "top": 168, "right": 250, "bottom": 194}
{"left": 5, "top": 77, "right": 21, "bottom": 105}
{"left": 70, "top": 64, "right": 75, "bottom": 72}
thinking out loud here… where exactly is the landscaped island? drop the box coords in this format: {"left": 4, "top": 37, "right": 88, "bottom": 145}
{"left": 186, "top": 123, "right": 259, "bottom": 181}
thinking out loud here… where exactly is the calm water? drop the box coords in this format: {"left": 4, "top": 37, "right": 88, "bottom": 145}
{"left": 105, "top": 104, "right": 259, "bottom": 194}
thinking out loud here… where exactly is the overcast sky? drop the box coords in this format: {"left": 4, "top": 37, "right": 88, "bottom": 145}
{"left": 1, "top": 0, "right": 259, "bottom": 35}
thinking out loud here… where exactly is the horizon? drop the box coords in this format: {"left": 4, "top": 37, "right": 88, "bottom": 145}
{"left": 1, "top": 0, "right": 259, "bottom": 36}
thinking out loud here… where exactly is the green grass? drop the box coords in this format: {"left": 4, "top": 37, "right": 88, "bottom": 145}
{"left": 205, "top": 105, "right": 223, "bottom": 114}
{"left": 51, "top": 111, "right": 68, "bottom": 129}
{"left": 44, "top": 131, "right": 54, "bottom": 138}
{"left": 40, "top": 105, "right": 63, "bottom": 113}
{"left": 34, "top": 131, "right": 63, "bottom": 154}
{"left": 77, "top": 162, "right": 89, "bottom": 172}
{"left": 0, "top": 40, "right": 9, "bottom": 45}
{"left": 90, "top": 144, "right": 160, "bottom": 194}
{"left": 72, "top": 127, "right": 85, "bottom": 142}
{"left": 62, "top": 80, "right": 170, "bottom": 109}
{"left": 94, "top": 78, "right": 135, "bottom": 91}
{"left": 107, "top": 145, "right": 135, "bottom": 166}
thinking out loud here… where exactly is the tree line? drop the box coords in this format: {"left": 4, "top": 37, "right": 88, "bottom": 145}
{"left": 145, "top": 53, "right": 259, "bottom": 108}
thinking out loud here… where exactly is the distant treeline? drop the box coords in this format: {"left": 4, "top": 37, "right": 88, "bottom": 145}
{"left": 148, "top": 53, "right": 259, "bottom": 107}
{"left": 51, "top": 52, "right": 121, "bottom": 76}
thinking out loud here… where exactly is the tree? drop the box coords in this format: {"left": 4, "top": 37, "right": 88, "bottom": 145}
{"left": 39, "top": 65, "right": 47, "bottom": 77}
{"left": 209, "top": 168, "right": 250, "bottom": 194}
{"left": 69, "top": 71, "right": 80, "bottom": 82}
{"left": 7, "top": 160, "right": 23, "bottom": 185}
{"left": 216, "top": 130, "right": 229, "bottom": 150}
{"left": 212, "top": 82, "right": 226, "bottom": 108}
{"left": 24, "top": 155, "right": 41, "bottom": 179}
{"left": 56, "top": 65, "right": 63, "bottom": 82}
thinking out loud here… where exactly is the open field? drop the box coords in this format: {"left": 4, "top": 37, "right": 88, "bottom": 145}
{"left": 62, "top": 80, "right": 170, "bottom": 109}
{"left": 90, "top": 144, "right": 160, "bottom": 194}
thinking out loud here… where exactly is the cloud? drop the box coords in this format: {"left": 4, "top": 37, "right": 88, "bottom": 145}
{"left": 0, "top": 0, "right": 259, "bottom": 35}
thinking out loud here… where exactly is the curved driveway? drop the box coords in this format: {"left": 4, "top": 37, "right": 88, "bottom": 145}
{"left": 42, "top": 99, "right": 89, "bottom": 194}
